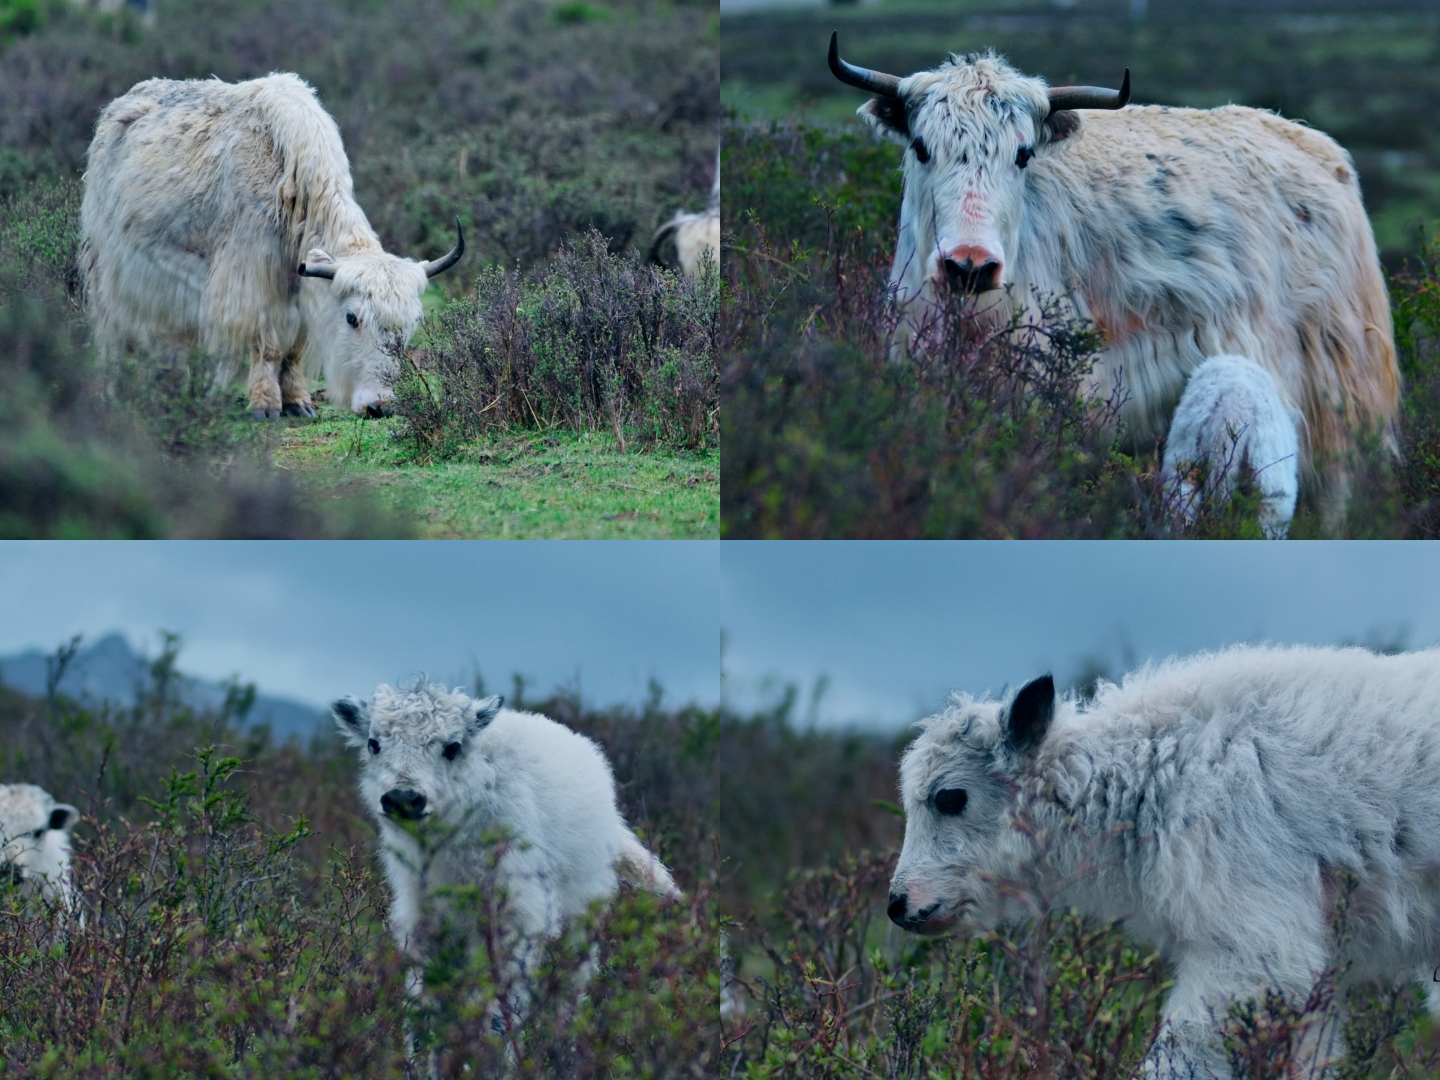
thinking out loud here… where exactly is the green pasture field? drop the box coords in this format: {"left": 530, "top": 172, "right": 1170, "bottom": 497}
{"left": 722, "top": 1, "right": 1440, "bottom": 263}
{"left": 271, "top": 410, "right": 719, "bottom": 539}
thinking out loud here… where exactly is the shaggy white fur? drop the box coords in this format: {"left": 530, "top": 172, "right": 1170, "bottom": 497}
{"left": 80, "top": 73, "right": 460, "bottom": 418}
{"left": 650, "top": 146, "right": 719, "bottom": 276}
{"left": 0, "top": 784, "right": 79, "bottom": 913}
{"left": 1162, "top": 355, "right": 1300, "bottom": 538}
{"left": 890, "top": 646, "right": 1440, "bottom": 1078}
{"left": 836, "top": 43, "right": 1397, "bottom": 530}
{"left": 333, "top": 682, "right": 677, "bottom": 1005}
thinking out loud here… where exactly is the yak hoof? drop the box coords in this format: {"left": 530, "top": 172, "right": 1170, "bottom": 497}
{"left": 281, "top": 401, "right": 317, "bottom": 418}
{"left": 250, "top": 408, "right": 281, "bottom": 421}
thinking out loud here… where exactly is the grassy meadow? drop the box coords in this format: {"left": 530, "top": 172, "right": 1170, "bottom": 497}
{"left": 719, "top": 0, "right": 1440, "bottom": 538}
{"left": 0, "top": 0, "right": 718, "bottom": 538}
{"left": 0, "top": 639, "right": 718, "bottom": 1077}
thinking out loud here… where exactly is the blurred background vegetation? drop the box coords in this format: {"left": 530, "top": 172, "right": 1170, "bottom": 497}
{"left": 0, "top": 637, "right": 717, "bottom": 1076}
{"left": 719, "top": 0, "right": 1440, "bottom": 537}
{"left": 0, "top": 0, "right": 718, "bottom": 537}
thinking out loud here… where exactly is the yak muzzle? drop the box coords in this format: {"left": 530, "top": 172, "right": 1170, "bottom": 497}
{"left": 887, "top": 890, "right": 952, "bottom": 934}
{"left": 381, "top": 788, "right": 428, "bottom": 820}
{"left": 941, "top": 245, "right": 1003, "bottom": 294}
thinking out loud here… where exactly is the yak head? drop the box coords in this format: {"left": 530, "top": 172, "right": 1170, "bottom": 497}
{"left": 888, "top": 674, "right": 1056, "bottom": 935}
{"left": 0, "top": 784, "right": 79, "bottom": 907}
{"left": 298, "top": 220, "right": 464, "bottom": 416}
{"left": 829, "top": 35, "right": 1127, "bottom": 314}
{"left": 334, "top": 681, "right": 504, "bottom": 833}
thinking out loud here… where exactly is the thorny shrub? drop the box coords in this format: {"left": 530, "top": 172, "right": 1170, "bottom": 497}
{"left": 0, "top": 639, "right": 719, "bottom": 1078}
{"left": 392, "top": 231, "right": 719, "bottom": 460}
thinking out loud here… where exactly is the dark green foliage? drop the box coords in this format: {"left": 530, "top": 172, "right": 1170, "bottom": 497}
{"left": 393, "top": 231, "right": 719, "bottom": 459}
{"left": 0, "top": 640, "right": 718, "bottom": 1078}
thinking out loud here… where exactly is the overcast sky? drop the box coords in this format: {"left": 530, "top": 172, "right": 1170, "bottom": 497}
{"left": 723, "top": 542, "right": 1440, "bottom": 730}
{"left": 0, "top": 542, "right": 719, "bottom": 710}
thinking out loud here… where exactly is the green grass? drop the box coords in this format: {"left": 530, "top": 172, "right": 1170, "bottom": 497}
{"left": 271, "top": 408, "right": 719, "bottom": 538}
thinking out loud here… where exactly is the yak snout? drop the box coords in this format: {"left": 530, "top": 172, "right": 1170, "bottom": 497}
{"left": 940, "top": 245, "right": 1002, "bottom": 294}
{"left": 381, "top": 788, "right": 428, "bottom": 820}
{"left": 887, "top": 890, "right": 939, "bottom": 929}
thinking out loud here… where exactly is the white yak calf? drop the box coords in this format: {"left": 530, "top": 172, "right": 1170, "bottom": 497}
{"left": 1162, "top": 354, "right": 1300, "bottom": 539}
{"left": 888, "top": 646, "right": 1440, "bottom": 1079}
{"left": 0, "top": 784, "right": 79, "bottom": 914}
{"left": 333, "top": 682, "right": 678, "bottom": 1026}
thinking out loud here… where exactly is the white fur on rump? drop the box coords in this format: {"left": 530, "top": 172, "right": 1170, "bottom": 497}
{"left": 0, "top": 784, "right": 79, "bottom": 913}
{"left": 333, "top": 682, "right": 678, "bottom": 983}
{"left": 651, "top": 209, "right": 720, "bottom": 276}
{"left": 1162, "top": 354, "right": 1300, "bottom": 539}
{"left": 844, "top": 46, "right": 1398, "bottom": 530}
{"left": 81, "top": 73, "right": 441, "bottom": 417}
{"left": 890, "top": 646, "right": 1440, "bottom": 1078}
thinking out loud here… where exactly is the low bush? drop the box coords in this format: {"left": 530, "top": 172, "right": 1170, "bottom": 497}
{"left": 392, "top": 230, "right": 719, "bottom": 460}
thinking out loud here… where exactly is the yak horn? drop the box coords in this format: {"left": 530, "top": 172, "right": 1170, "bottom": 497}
{"left": 1047, "top": 70, "right": 1131, "bottom": 114}
{"left": 422, "top": 218, "right": 465, "bottom": 278}
{"left": 829, "top": 31, "right": 901, "bottom": 98}
{"left": 297, "top": 260, "right": 337, "bottom": 279}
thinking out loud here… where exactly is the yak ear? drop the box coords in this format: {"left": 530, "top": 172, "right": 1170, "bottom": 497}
{"left": 332, "top": 697, "right": 368, "bottom": 747}
{"left": 1005, "top": 675, "right": 1055, "bottom": 753}
{"left": 858, "top": 96, "right": 910, "bottom": 144}
{"left": 1041, "top": 109, "right": 1081, "bottom": 145}
{"left": 48, "top": 804, "right": 79, "bottom": 832}
{"left": 471, "top": 694, "right": 504, "bottom": 732}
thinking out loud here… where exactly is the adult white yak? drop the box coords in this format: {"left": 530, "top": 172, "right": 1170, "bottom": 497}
{"left": 829, "top": 35, "right": 1398, "bottom": 530}
{"left": 81, "top": 73, "right": 464, "bottom": 419}
{"left": 888, "top": 648, "right": 1440, "bottom": 1078}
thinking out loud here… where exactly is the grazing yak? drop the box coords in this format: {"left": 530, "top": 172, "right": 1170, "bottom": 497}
{"left": 81, "top": 73, "right": 463, "bottom": 419}
{"left": 1161, "top": 354, "right": 1300, "bottom": 538}
{"left": 829, "top": 35, "right": 1398, "bottom": 530}
{"left": 333, "top": 682, "right": 677, "bottom": 1027}
{"left": 0, "top": 784, "right": 80, "bottom": 914}
{"left": 888, "top": 647, "right": 1440, "bottom": 1078}
{"left": 650, "top": 148, "right": 720, "bottom": 276}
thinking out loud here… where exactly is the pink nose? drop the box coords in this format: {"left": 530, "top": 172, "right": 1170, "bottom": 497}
{"left": 939, "top": 245, "right": 1003, "bottom": 293}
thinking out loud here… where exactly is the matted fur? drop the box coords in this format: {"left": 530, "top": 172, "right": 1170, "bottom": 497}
{"left": 80, "top": 72, "right": 436, "bottom": 416}
{"left": 890, "top": 645, "right": 1440, "bottom": 1077}
{"left": 1162, "top": 354, "right": 1300, "bottom": 539}
{"left": 852, "top": 50, "right": 1398, "bottom": 529}
{"left": 0, "top": 784, "right": 79, "bottom": 912}
{"left": 333, "top": 682, "right": 677, "bottom": 960}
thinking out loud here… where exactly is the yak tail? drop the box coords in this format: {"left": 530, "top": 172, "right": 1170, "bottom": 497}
{"left": 616, "top": 831, "right": 681, "bottom": 898}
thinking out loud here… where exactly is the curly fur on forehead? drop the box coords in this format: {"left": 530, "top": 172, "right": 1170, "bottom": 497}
{"left": 0, "top": 784, "right": 54, "bottom": 836}
{"left": 900, "top": 51, "right": 1051, "bottom": 133}
{"left": 367, "top": 681, "right": 476, "bottom": 743}
{"left": 899, "top": 694, "right": 1008, "bottom": 793}
{"left": 331, "top": 254, "right": 427, "bottom": 330}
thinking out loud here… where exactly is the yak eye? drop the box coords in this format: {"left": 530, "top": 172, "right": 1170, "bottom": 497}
{"left": 935, "top": 788, "right": 968, "bottom": 815}
{"left": 1016, "top": 145, "right": 1033, "bottom": 169}
{"left": 911, "top": 137, "right": 930, "bottom": 164}
{"left": 368, "top": 738, "right": 380, "bottom": 755}
{"left": 346, "top": 311, "right": 359, "bottom": 328}
{"left": 32, "top": 829, "right": 44, "bottom": 839}
{"left": 443, "top": 742, "right": 462, "bottom": 761}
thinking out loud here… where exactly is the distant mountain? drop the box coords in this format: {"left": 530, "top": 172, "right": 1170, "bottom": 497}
{"left": 0, "top": 633, "right": 327, "bottom": 742}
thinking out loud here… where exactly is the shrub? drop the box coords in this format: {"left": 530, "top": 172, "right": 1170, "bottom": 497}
{"left": 392, "top": 230, "right": 719, "bottom": 459}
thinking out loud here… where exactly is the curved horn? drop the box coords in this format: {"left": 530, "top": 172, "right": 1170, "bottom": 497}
{"left": 297, "top": 261, "right": 337, "bottom": 280}
{"left": 422, "top": 218, "right": 465, "bottom": 278}
{"left": 1046, "top": 68, "right": 1131, "bottom": 115}
{"left": 829, "top": 31, "right": 901, "bottom": 98}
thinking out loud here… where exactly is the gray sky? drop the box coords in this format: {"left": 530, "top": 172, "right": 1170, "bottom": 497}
{"left": 723, "top": 541, "right": 1440, "bottom": 730}
{"left": 0, "top": 542, "right": 718, "bottom": 710}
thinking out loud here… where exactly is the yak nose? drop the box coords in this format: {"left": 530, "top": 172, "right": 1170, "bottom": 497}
{"left": 941, "top": 245, "right": 1002, "bottom": 293}
{"left": 381, "top": 788, "right": 427, "bottom": 820}
{"left": 887, "top": 892, "right": 909, "bottom": 924}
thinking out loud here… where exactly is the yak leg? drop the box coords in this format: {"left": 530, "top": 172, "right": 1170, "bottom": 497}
{"left": 246, "top": 348, "right": 283, "bottom": 420}
{"left": 279, "top": 352, "right": 317, "bottom": 418}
